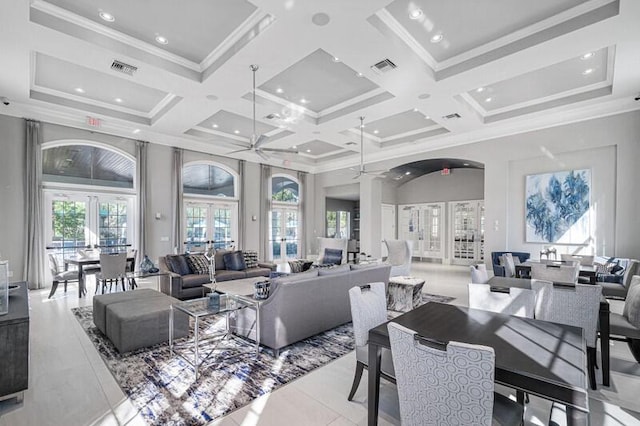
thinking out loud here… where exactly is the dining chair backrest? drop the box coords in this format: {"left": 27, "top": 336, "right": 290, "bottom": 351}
{"left": 469, "top": 264, "right": 489, "bottom": 284}
{"left": 388, "top": 322, "right": 495, "bottom": 426}
{"left": 468, "top": 283, "right": 535, "bottom": 318}
{"left": 529, "top": 279, "right": 553, "bottom": 319}
{"left": 348, "top": 282, "right": 387, "bottom": 348}
{"left": 560, "top": 254, "right": 594, "bottom": 266}
{"left": 98, "top": 252, "right": 127, "bottom": 280}
{"left": 531, "top": 263, "right": 579, "bottom": 285}
{"left": 534, "top": 282, "right": 602, "bottom": 348}
{"left": 384, "top": 239, "right": 413, "bottom": 277}
{"left": 48, "top": 253, "right": 60, "bottom": 275}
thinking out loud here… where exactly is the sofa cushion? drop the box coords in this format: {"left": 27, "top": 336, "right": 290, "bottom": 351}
{"left": 273, "top": 269, "right": 318, "bottom": 285}
{"left": 186, "top": 254, "right": 210, "bottom": 275}
{"left": 215, "top": 249, "right": 231, "bottom": 271}
{"left": 318, "top": 264, "right": 351, "bottom": 276}
{"left": 245, "top": 267, "right": 272, "bottom": 278}
{"left": 243, "top": 250, "right": 259, "bottom": 268}
{"left": 216, "top": 269, "right": 247, "bottom": 282}
{"left": 224, "top": 251, "right": 247, "bottom": 271}
{"left": 322, "top": 248, "right": 343, "bottom": 265}
{"left": 181, "top": 274, "right": 211, "bottom": 288}
{"left": 624, "top": 278, "right": 640, "bottom": 329}
{"left": 166, "top": 255, "right": 190, "bottom": 276}
{"left": 350, "top": 262, "right": 381, "bottom": 270}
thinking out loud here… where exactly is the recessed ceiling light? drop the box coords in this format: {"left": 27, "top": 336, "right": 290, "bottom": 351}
{"left": 476, "top": 87, "right": 485, "bottom": 93}
{"left": 99, "top": 11, "right": 115, "bottom": 22}
{"left": 234, "top": 130, "right": 240, "bottom": 134}
{"left": 582, "top": 68, "right": 594, "bottom": 75}
{"left": 409, "top": 9, "right": 423, "bottom": 20}
{"left": 276, "top": 87, "right": 284, "bottom": 94}
{"left": 430, "top": 33, "right": 444, "bottom": 43}
{"left": 332, "top": 56, "right": 340, "bottom": 63}
{"left": 300, "top": 98, "right": 308, "bottom": 104}
{"left": 413, "top": 108, "right": 419, "bottom": 112}
{"left": 485, "top": 97, "right": 493, "bottom": 103}
{"left": 373, "top": 130, "right": 379, "bottom": 134}
{"left": 75, "top": 87, "right": 85, "bottom": 93}
{"left": 463, "top": 163, "right": 469, "bottom": 166}
{"left": 292, "top": 145, "right": 297, "bottom": 149}
{"left": 425, "top": 116, "right": 431, "bottom": 120}
{"left": 417, "top": 93, "right": 431, "bottom": 99}
{"left": 581, "top": 52, "right": 594, "bottom": 60}
{"left": 114, "top": 98, "right": 123, "bottom": 103}
{"left": 405, "top": 171, "right": 411, "bottom": 175}
{"left": 306, "top": 149, "right": 311, "bottom": 153}
{"left": 206, "top": 94, "right": 218, "bottom": 101}
{"left": 356, "top": 72, "right": 364, "bottom": 78}
{"left": 132, "top": 129, "right": 141, "bottom": 134}
{"left": 155, "top": 35, "right": 168, "bottom": 45}
{"left": 212, "top": 124, "right": 219, "bottom": 128}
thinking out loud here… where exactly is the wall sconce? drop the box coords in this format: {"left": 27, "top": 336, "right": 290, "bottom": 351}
{"left": 155, "top": 212, "right": 162, "bottom": 220}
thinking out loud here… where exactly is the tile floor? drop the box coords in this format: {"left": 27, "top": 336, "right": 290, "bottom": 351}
{"left": 1, "top": 262, "right": 640, "bottom": 425}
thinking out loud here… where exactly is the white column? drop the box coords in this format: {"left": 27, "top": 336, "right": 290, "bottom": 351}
{"left": 359, "top": 176, "right": 382, "bottom": 258}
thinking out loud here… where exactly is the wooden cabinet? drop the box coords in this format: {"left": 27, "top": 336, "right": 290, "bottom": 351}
{"left": 0, "top": 281, "right": 29, "bottom": 403}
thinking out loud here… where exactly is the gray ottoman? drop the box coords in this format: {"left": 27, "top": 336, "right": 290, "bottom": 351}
{"left": 106, "top": 296, "right": 190, "bottom": 353}
{"left": 387, "top": 276, "right": 425, "bottom": 312}
{"left": 93, "top": 289, "right": 164, "bottom": 334}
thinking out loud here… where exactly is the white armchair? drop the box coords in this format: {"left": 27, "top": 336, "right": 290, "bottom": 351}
{"left": 317, "top": 237, "right": 349, "bottom": 265}
{"left": 384, "top": 239, "right": 413, "bottom": 277}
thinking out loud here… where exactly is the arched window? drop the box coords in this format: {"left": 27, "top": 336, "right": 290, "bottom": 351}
{"left": 183, "top": 163, "right": 236, "bottom": 198}
{"left": 271, "top": 175, "right": 299, "bottom": 203}
{"left": 182, "top": 162, "right": 239, "bottom": 252}
{"left": 41, "top": 142, "right": 136, "bottom": 258}
{"left": 269, "top": 174, "right": 301, "bottom": 261}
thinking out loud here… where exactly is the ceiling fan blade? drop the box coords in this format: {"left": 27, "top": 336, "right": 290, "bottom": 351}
{"left": 261, "top": 147, "right": 298, "bottom": 154}
{"left": 255, "top": 149, "right": 270, "bottom": 161}
{"left": 227, "top": 147, "right": 252, "bottom": 155}
{"left": 253, "top": 134, "right": 269, "bottom": 150}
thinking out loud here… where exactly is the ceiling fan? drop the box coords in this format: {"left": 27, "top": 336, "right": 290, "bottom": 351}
{"left": 352, "top": 116, "right": 386, "bottom": 179}
{"left": 227, "top": 64, "right": 298, "bottom": 161}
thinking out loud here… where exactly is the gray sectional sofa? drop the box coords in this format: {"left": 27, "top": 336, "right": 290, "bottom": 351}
{"left": 222, "top": 263, "right": 392, "bottom": 356}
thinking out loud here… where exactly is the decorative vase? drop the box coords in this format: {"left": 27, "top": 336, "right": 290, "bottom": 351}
{"left": 140, "top": 255, "right": 154, "bottom": 273}
{"left": 0, "top": 261, "right": 8, "bottom": 316}
{"left": 254, "top": 280, "right": 271, "bottom": 300}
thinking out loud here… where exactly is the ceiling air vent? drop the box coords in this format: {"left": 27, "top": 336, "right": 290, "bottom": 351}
{"left": 110, "top": 60, "right": 138, "bottom": 76}
{"left": 370, "top": 58, "right": 397, "bottom": 75}
{"left": 442, "top": 113, "right": 461, "bottom": 120}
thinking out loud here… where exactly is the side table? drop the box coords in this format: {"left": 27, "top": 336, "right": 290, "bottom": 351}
{"left": 387, "top": 276, "right": 425, "bottom": 312}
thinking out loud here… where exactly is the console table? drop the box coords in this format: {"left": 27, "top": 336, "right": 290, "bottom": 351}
{"left": 0, "top": 281, "right": 29, "bottom": 403}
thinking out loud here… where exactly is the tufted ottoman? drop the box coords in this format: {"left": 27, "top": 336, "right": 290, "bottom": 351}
{"left": 387, "top": 276, "right": 425, "bottom": 312}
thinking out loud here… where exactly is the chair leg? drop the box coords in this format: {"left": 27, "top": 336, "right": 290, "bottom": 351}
{"left": 348, "top": 361, "right": 366, "bottom": 401}
{"left": 121, "top": 277, "right": 125, "bottom": 292}
{"left": 628, "top": 338, "right": 640, "bottom": 363}
{"left": 63, "top": 280, "right": 68, "bottom": 293}
{"left": 48, "top": 280, "right": 59, "bottom": 299}
{"left": 588, "top": 347, "right": 597, "bottom": 390}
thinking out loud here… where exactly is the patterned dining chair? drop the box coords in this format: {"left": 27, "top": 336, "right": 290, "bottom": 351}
{"left": 347, "top": 282, "right": 395, "bottom": 401}
{"left": 533, "top": 282, "right": 602, "bottom": 389}
{"left": 47, "top": 253, "right": 79, "bottom": 298}
{"left": 531, "top": 263, "right": 579, "bottom": 285}
{"left": 388, "top": 322, "right": 524, "bottom": 426}
{"left": 96, "top": 252, "right": 128, "bottom": 294}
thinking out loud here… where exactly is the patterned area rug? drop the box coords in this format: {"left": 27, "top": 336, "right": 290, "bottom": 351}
{"left": 71, "top": 293, "right": 454, "bottom": 425}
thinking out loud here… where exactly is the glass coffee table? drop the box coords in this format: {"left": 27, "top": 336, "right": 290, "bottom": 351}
{"left": 169, "top": 293, "right": 259, "bottom": 381}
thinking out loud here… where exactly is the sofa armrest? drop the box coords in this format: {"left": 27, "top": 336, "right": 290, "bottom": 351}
{"left": 258, "top": 262, "right": 277, "bottom": 271}
{"left": 159, "top": 272, "right": 182, "bottom": 298}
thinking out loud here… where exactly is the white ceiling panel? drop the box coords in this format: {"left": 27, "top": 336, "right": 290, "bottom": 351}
{"left": 196, "top": 110, "right": 277, "bottom": 139}
{"left": 295, "top": 140, "right": 345, "bottom": 157}
{"left": 364, "top": 110, "right": 438, "bottom": 139}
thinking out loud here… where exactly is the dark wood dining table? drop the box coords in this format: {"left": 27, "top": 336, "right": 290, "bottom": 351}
{"left": 65, "top": 254, "right": 135, "bottom": 298}
{"left": 368, "top": 302, "right": 590, "bottom": 426}
{"left": 488, "top": 275, "right": 610, "bottom": 387}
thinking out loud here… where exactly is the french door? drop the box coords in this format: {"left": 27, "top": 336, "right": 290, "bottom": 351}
{"left": 44, "top": 192, "right": 135, "bottom": 259}
{"left": 269, "top": 206, "right": 300, "bottom": 262}
{"left": 184, "top": 201, "right": 238, "bottom": 252}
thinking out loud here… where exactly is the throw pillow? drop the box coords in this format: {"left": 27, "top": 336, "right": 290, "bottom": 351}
{"left": 611, "top": 263, "right": 625, "bottom": 275}
{"left": 501, "top": 253, "right": 516, "bottom": 278}
{"left": 243, "top": 250, "right": 259, "bottom": 269}
{"left": 186, "top": 254, "right": 210, "bottom": 275}
{"left": 214, "top": 249, "right": 231, "bottom": 271}
{"left": 288, "top": 260, "right": 306, "bottom": 273}
{"left": 624, "top": 276, "right": 640, "bottom": 328}
{"left": 223, "top": 251, "right": 247, "bottom": 271}
{"left": 470, "top": 264, "right": 489, "bottom": 284}
{"left": 166, "top": 255, "right": 191, "bottom": 276}
{"left": 322, "top": 248, "right": 343, "bottom": 265}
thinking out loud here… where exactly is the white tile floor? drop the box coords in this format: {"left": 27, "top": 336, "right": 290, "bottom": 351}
{"left": 1, "top": 262, "right": 640, "bottom": 425}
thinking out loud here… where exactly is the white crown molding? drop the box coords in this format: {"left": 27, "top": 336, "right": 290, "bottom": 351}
{"left": 148, "top": 94, "right": 179, "bottom": 118}
{"left": 31, "top": 0, "right": 201, "bottom": 72}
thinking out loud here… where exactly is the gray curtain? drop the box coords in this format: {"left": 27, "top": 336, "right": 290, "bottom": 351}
{"left": 238, "top": 160, "right": 246, "bottom": 250}
{"left": 23, "top": 119, "right": 45, "bottom": 289}
{"left": 297, "top": 170, "right": 307, "bottom": 258}
{"left": 136, "top": 141, "right": 148, "bottom": 263}
{"left": 260, "top": 164, "right": 272, "bottom": 259}
{"left": 171, "top": 148, "right": 184, "bottom": 254}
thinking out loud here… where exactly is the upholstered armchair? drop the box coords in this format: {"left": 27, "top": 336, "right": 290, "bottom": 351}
{"left": 384, "top": 239, "right": 413, "bottom": 277}
{"left": 317, "top": 237, "right": 349, "bottom": 265}
{"left": 491, "top": 251, "right": 530, "bottom": 277}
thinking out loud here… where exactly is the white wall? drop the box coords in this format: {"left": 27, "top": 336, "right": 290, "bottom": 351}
{"left": 396, "top": 168, "right": 484, "bottom": 205}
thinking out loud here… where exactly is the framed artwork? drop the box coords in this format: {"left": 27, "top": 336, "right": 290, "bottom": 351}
{"left": 525, "top": 169, "right": 591, "bottom": 243}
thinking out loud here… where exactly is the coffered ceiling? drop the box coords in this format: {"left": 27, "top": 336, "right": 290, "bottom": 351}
{"left": 1, "top": 0, "right": 638, "bottom": 174}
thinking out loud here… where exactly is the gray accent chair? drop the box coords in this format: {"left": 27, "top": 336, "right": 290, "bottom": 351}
{"left": 532, "top": 281, "right": 602, "bottom": 389}
{"left": 605, "top": 275, "right": 640, "bottom": 363}
{"left": 317, "top": 237, "right": 348, "bottom": 265}
{"left": 596, "top": 258, "right": 639, "bottom": 300}
{"left": 347, "top": 282, "right": 395, "bottom": 401}
{"left": 388, "top": 322, "right": 524, "bottom": 426}
{"left": 47, "top": 253, "right": 78, "bottom": 298}
{"left": 491, "top": 251, "right": 530, "bottom": 277}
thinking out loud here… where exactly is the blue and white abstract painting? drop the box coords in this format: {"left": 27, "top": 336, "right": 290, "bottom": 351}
{"left": 525, "top": 169, "right": 590, "bottom": 243}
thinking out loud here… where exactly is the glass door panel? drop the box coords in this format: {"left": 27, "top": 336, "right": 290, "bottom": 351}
{"left": 184, "top": 202, "right": 238, "bottom": 253}
{"left": 284, "top": 209, "right": 299, "bottom": 259}
{"left": 213, "top": 207, "right": 233, "bottom": 250}
{"left": 270, "top": 210, "right": 283, "bottom": 261}
{"left": 98, "top": 200, "right": 129, "bottom": 252}
{"left": 50, "top": 199, "right": 89, "bottom": 259}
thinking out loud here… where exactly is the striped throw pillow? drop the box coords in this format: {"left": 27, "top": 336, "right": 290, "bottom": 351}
{"left": 243, "top": 250, "right": 259, "bottom": 269}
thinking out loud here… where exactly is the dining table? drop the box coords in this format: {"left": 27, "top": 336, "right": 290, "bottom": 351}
{"left": 488, "top": 275, "right": 610, "bottom": 387}
{"left": 368, "top": 302, "right": 590, "bottom": 426}
{"left": 65, "top": 254, "right": 135, "bottom": 298}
